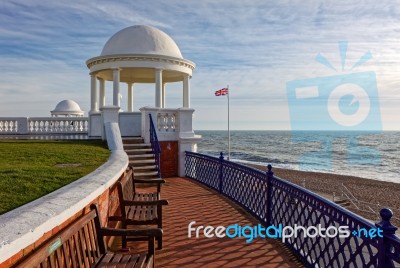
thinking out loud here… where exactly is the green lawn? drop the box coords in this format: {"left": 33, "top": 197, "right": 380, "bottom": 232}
{"left": 0, "top": 140, "right": 110, "bottom": 214}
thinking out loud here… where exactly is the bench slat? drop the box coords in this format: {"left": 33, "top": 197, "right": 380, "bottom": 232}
{"left": 96, "top": 253, "right": 148, "bottom": 268}
{"left": 88, "top": 220, "right": 101, "bottom": 262}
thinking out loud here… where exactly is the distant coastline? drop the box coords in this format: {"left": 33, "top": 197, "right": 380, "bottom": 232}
{"left": 196, "top": 130, "right": 400, "bottom": 184}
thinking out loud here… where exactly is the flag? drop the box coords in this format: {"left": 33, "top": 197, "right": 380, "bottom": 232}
{"left": 215, "top": 88, "right": 229, "bottom": 96}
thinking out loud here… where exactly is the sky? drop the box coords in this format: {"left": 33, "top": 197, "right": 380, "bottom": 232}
{"left": 1, "top": 0, "right": 400, "bottom": 130}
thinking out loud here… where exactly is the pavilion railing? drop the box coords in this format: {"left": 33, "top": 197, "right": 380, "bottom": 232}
{"left": 185, "top": 151, "right": 400, "bottom": 268}
{"left": 149, "top": 114, "right": 161, "bottom": 177}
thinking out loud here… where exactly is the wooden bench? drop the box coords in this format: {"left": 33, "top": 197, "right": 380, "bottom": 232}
{"left": 109, "top": 167, "right": 169, "bottom": 249}
{"left": 14, "top": 204, "right": 162, "bottom": 268}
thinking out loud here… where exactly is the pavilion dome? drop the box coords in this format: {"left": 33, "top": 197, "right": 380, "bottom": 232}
{"left": 100, "top": 25, "right": 183, "bottom": 59}
{"left": 51, "top": 100, "right": 84, "bottom": 117}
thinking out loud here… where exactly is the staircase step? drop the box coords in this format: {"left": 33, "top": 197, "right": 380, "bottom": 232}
{"left": 122, "top": 137, "right": 144, "bottom": 144}
{"left": 128, "top": 154, "right": 155, "bottom": 159}
{"left": 132, "top": 165, "right": 157, "bottom": 171}
{"left": 125, "top": 148, "right": 153, "bottom": 154}
{"left": 123, "top": 137, "right": 160, "bottom": 178}
{"left": 129, "top": 159, "right": 156, "bottom": 165}
{"left": 124, "top": 143, "right": 151, "bottom": 149}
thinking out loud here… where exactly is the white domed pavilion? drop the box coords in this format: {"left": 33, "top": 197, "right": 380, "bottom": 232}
{"left": 86, "top": 25, "right": 200, "bottom": 176}
{"left": 51, "top": 100, "right": 84, "bottom": 117}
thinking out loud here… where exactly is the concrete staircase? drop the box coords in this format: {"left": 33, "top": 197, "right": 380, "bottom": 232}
{"left": 123, "top": 137, "right": 160, "bottom": 180}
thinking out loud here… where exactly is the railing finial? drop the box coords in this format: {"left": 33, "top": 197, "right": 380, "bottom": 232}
{"left": 219, "top": 152, "right": 224, "bottom": 160}
{"left": 267, "top": 164, "right": 273, "bottom": 177}
{"left": 376, "top": 208, "right": 398, "bottom": 235}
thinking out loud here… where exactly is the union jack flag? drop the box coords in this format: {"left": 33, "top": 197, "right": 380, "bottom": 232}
{"left": 215, "top": 88, "right": 229, "bottom": 96}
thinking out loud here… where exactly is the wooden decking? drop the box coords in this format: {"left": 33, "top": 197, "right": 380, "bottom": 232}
{"left": 111, "top": 177, "right": 303, "bottom": 268}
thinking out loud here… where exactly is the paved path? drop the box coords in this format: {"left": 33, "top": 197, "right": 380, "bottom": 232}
{"left": 112, "top": 177, "right": 303, "bottom": 268}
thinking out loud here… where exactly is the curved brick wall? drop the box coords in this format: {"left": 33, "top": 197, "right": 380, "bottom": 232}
{"left": 0, "top": 123, "right": 128, "bottom": 267}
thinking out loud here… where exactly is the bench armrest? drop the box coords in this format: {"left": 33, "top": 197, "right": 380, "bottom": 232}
{"left": 123, "top": 199, "right": 169, "bottom": 206}
{"left": 133, "top": 179, "right": 166, "bottom": 184}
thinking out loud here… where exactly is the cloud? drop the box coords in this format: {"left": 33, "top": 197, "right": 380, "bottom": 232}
{"left": 0, "top": 0, "right": 400, "bottom": 129}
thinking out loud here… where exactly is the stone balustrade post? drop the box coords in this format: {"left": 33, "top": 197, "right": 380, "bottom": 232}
{"left": 100, "top": 106, "right": 120, "bottom": 141}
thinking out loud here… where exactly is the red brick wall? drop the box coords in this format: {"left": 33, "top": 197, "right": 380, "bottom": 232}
{"left": 160, "top": 141, "right": 178, "bottom": 178}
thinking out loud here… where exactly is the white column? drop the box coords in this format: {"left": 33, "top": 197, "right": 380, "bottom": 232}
{"left": 183, "top": 74, "right": 190, "bottom": 108}
{"left": 113, "top": 68, "right": 121, "bottom": 107}
{"left": 162, "top": 83, "right": 166, "bottom": 108}
{"left": 99, "top": 78, "right": 105, "bottom": 109}
{"left": 127, "top": 82, "right": 134, "bottom": 112}
{"left": 90, "top": 74, "right": 98, "bottom": 113}
{"left": 155, "top": 69, "right": 163, "bottom": 108}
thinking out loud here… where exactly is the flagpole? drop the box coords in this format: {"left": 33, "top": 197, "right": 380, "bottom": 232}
{"left": 227, "top": 85, "right": 230, "bottom": 161}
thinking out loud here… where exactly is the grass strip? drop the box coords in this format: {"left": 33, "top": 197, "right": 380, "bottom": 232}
{"left": 0, "top": 140, "right": 110, "bottom": 214}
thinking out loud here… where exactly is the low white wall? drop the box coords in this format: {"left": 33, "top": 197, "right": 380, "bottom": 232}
{"left": 119, "top": 112, "right": 141, "bottom": 137}
{"left": 0, "top": 125, "right": 128, "bottom": 263}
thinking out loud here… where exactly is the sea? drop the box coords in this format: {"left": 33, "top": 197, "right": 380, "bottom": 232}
{"left": 196, "top": 130, "right": 400, "bottom": 184}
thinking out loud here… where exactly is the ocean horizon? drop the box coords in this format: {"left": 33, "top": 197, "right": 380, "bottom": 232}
{"left": 196, "top": 130, "right": 400, "bottom": 184}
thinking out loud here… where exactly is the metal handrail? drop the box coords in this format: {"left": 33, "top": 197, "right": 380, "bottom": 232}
{"left": 149, "top": 114, "right": 161, "bottom": 177}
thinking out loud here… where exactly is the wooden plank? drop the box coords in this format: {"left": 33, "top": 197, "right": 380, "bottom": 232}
{"left": 41, "top": 259, "right": 48, "bottom": 268}
{"left": 110, "top": 253, "right": 123, "bottom": 268}
{"left": 78, "top": 228, "right": 90, "bottom": 267}
{"left": 54, "top": 247, "right": 64, "bottom": 267}
{"left": 61, "top": 242, "right": 71, "bottom": 268}
{"left": 88, "top": 219, "right": 101, "bottom": 261}
{"left": 73, "top": 232, "right": 84, "bottom": 267}
{"left": 135, "top": 254, "right": 148, "bottom": 268}
{"left": 68, "top": 238, "right": 79, "bottom": 268}
{"left": 119, "top": 254, "right": 132, "bottom": 268}
{"left": 96, "top": 253, "right": 113, "bottom": 267}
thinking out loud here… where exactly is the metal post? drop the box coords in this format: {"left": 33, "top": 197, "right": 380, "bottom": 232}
{"left": 227, "top": 85, "right": 230, "bottom": 161}
{"left": 375, "top": 208, "right": 398, "bottom": 267}
{"left": 266, "top": 164, "right": 273, "bottom": 226}
{"left": 219, "top": 152, "right": 224, "bottom": 193}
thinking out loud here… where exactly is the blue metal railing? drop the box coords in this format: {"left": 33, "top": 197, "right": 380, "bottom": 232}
{"left": 149, "top": 114, "right": 161, "bottom": 177}
{"left": 185, "top": 151, "right": 400, "bottom": 268}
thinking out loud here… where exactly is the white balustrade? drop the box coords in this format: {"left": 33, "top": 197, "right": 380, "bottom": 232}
{"left": 0, "top": 119, "right": 18, "bottom": 133}
{"left": 157, "top": 112, "right": 176, "bottom": 132}
{"left": 0, "top": 117, "right": 88, "bottom": 135}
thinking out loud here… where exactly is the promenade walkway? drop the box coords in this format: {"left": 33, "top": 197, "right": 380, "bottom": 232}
{"left": 112, "top": 177, "right": 303, "bottom": 268}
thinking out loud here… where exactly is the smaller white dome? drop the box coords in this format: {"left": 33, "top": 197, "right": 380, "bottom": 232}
{"left": 51, "top": 100, "right": 84, "bottom": 117}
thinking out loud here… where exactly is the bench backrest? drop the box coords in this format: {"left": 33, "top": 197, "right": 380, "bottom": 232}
{"left": 14, "top": 207, "right": 106, "bottom": 268}
{"left": 118, "top": 168, "right": 135, "bottom": 202}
